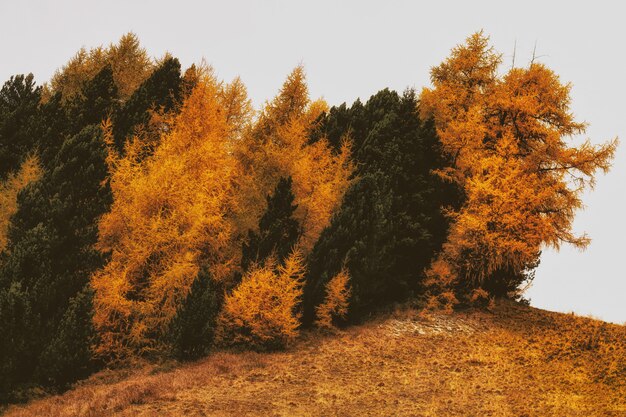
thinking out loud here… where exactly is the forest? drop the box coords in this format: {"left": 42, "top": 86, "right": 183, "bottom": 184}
{"left": 0, "top": 31, "right": 617, "bottom": 403}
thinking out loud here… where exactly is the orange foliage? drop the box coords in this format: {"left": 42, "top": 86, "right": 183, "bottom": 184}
{"left": 0, "top": 156, "right": 42, "bottom": 252}
{"left": 235, "top": 65, "right": 353, "bottom": 254}
{"left": 217, "top": 249, "right": 305, "bottom": 350}
{"left": 420, "top": 32, "right": 618, "bottom": 289}
{"left": 45, "top": 33, "right": 152, "bottom": 102}
{"left": 92, "top": 69, "right": 251, "bottom": 360}
{"left": 315, "top": 267, "right": 351, "bottom": 330}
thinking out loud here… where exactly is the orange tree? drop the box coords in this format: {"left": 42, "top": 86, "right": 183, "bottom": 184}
{"left": 420, "top": 32, "right": 617, "bottom": 297}
{"left": 234, "top": 66, "right": 352, "bottom": 256}
{"left": 92, "top": 69, "right": 251, "bottom": 361}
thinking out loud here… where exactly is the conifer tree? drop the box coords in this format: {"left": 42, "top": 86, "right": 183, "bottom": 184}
{"left": 37, "top": 284, "right": 98, "bottom": 387}
{"left": 0, "top": 67, "right": 117, "bottom": 398}
{"left": 168, "top": 266, "right": 223, "bottom": 360}
{"left": 46, "top": 32, "right": 152, "bottom": 103}
{"left": 241, "top": 176, "right": 300, "bottom": 272}
{"left": 0, "top": 74, "right": 41, "bottom": 180}
{"left": 92, "top": 71, "right": 248, "bottom": 361}
{"left": 235, "top": 66, "right": 352, "bottom": 255}
{"left": 304, "top": 89, "right": 458, "bottom": 322}
{"left": 420, "top": 32, "right": 617, "bottom": 296}
{"left": 112, "top": 57, "right": 184, "bottom": 151}
{"left": 67, "top": 65, "right": 118, "bottom": 131}
{"left": 217, "top": 249, "right": 305, "bottom": 350}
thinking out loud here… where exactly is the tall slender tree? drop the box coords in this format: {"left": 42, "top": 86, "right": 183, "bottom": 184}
{"left": 92, "top": 71, "right": 250, "bottom": 361}
{"left": 241, "top": 176, "right": 301, "bottom": 272}
{"left": 112, "top": 57, "right": 184, "bottom": 152}
{"left": 0, "top": 74, "right": 41, "bottom": 180}
{"left": 235, "top": 66, "right": 352, "bottom": 255}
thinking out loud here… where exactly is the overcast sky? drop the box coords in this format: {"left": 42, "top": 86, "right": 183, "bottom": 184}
{"left": 1, "top": 0, "right": 624, "bottom": 323}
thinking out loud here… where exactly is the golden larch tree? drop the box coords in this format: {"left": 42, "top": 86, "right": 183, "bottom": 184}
{"left": 235, "top": 65, "right": 353, "bottom": 255}
{"left": 315, "top": 267, "right": 351, "bottom": 330}
{"left": 420, "top": 32, "right": 617, "bottom": 293}
{"left": 45, "top": 33, "right": 153, "bottom": 102}
{"left": 92, "top": 69, "right": 250, "bottom": 360}
{"left": 216, "top": 248, "right": 306, "bottom": 350}
{"left": 0, "top": 156, "right": 42, "bottom": 252}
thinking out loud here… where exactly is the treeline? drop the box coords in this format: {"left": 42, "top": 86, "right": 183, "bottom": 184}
{"left": 0, "top": 32, "right": 616, "bottom": 401}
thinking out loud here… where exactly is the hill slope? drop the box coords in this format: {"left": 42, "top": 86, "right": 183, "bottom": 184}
{"left": 4, "top": 301, "right": 625, "bottom": 417}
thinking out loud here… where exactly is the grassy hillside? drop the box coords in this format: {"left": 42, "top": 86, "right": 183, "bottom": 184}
{"left": 3, "top": 301, "right": 625, "bottom": 417}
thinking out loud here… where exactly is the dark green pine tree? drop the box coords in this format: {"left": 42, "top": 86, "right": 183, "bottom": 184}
{"left": 0, "top": 74, "right": 42, "bottom": 180}
{"left": 168, "top": 266, "right": 223, "bottom": 360}
{"left": 241, "top": 176, "right": 301, "bottom": 272}
{"left": 0, "top": 66, "right": 117, "bottom": 398}
{"left": 67, "top": 65, "right": 119, "bottom": 133}
{"left": 303, "top": 89, "right": 460, "bottom": 323}
{"left": 37, "top": 284, "right": 97, "bottom": 387}
{"left": 112, "top": 57, "right": 183, "bottom": 151}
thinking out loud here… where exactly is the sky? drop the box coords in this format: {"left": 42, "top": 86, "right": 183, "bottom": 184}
{"left": 1, "top": 0, "right": 624, "bottom": 323}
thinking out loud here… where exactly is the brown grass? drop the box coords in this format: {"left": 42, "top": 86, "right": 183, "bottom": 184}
{"left": 3, "top": 301, "right": 625, "bottom": 416}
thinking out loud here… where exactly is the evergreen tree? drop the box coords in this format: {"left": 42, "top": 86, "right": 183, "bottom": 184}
{"left": 0, "top": 74, "right": 41, "bottom": 180}
{"left": 67, "top": 65, "right": 119, "bottom": 132}
{"left": 37, "top": 284, "right": 97, "bottom": 388}
{"left": 112, "top": 57, "right": 183, "bottom": 151}
{"left": 304, "top": 89, "right": 459, "bottom": 322}
{"left": 0, "top": 281, "right": 34, "bottom": 400}
{"left": 241, "top": 177, "right": 300, "bottom": 272}
{"left": 168, "top": 266, "right": 223, "bottom": 360}
{"left": 0, "top": 67, "right": 116, "bottom": 399}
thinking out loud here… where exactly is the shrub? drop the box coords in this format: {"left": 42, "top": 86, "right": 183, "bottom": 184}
{"left": 468, "top": 288, "right": 490, "bottom": 308}
{"left": 315, "top": 267, "right": 351, "bottom": 330}
{"left": 217, "top": 249, "right": 305, "bottom": 350}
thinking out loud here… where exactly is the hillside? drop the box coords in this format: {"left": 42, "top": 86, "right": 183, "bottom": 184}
{"left": 3, "top": 301, "right": 625, "bottom": 417}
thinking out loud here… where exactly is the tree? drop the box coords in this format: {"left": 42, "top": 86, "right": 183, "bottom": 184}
{"left": 0, "top": 124, "right": 113, "bottom": 397}
{"left": 217, "top": 249, "right": 305, "bottom": 350}
{"left": 0, "top": 281, "right": 34, "bottom": 401}
{"left": 241, "top": 176, "right": 300, "bottom": 272}
{"left": 0, "top": 156, "right": 41, "bottom": 252}
{"left": 106, "top": 33, "right": 154, "bottom": 100}
{"left": 112, "top": 57, "right": 184, "bottom": 152}
{"left": 0, "top": 67, "right": 116, "bottom": 398}
{"left": 92, "top": 70, "right": 250, "bottom": 361}
{"left": 37, "top": 284, "right": 98, "bottom": 388}
{"left": 45, "top": 32, "right": 152, "bottom": 103}
{"left": 67, "top": 65, "right": 119, "bottom": 131}
{"left": 168, "top": 266, "right": 223, "bottom": 360}
{"left": 235, "top": 65, "right": 352, "bottom": 255}
{"left": 315, "top": 267, "right": 351, "bottom": 330}
{"left": 420, "top": 32, "right": 617, "bottom": 296}
{"left": 0, "top": 74, "right": 41, "bottom": 180}
{"left": 304, "top": 89, "right": 458, "bottom": 322}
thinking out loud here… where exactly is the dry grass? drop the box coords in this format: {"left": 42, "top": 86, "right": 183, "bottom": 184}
{"left": 3, "top": 301, "right": 625, "bottom": 416}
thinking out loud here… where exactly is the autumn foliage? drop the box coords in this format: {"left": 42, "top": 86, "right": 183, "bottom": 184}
{"left": 217, "top": 249, "right": 306, "bottom": 350}
{"left": 92, "top": 70, "right": 248, "bottom": 360}
{"left": 235, "top": 66, "right": 353, "bottom": 255}
{"left": 315, "top": 267, "right": 351, "bottom": 330}
{"left": 0, "top": 156, "right": 41, "bottom": 251}
{"left": 420, "top": 32, "right": 617, "bottom": 296}
{"left": 45, "top": 33, "right": 153, "bottom": 102}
